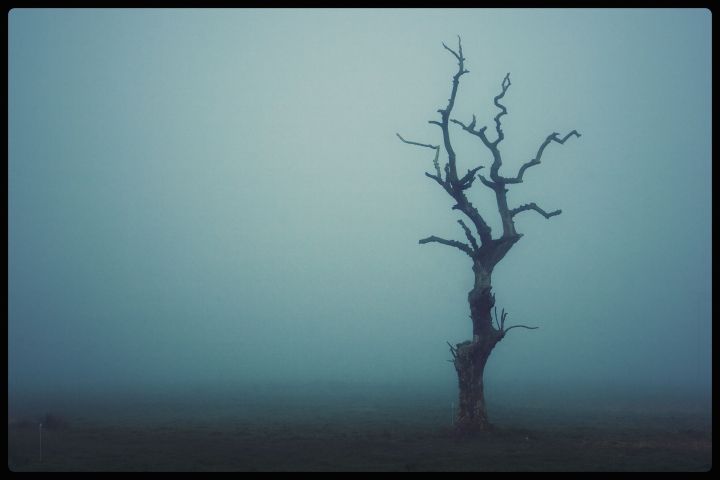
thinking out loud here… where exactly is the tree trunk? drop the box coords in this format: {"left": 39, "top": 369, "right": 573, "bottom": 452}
{"left": 452, "top": 266, "right": 502, "bottom": 433}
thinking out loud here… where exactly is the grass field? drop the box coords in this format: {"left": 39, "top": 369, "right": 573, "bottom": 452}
{"left": 8, "top": 382, "right": 712, "bottom": 471}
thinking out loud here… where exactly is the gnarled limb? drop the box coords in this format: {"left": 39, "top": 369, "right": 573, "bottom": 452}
{"left": 492, "top": 73, "right": 511, "bottom": 145}
{"left": 419, "top": 235, "right": 473, "bottom": 257}
{"left": 436, "top": 36, "right": 469, "bottom": 185}
{"left": 457, "top": 219, "right": 479, "bottom": 253}
{"left": 451, "top": 73, "right": 511, "bottom": 183}
{"left": 450, "top": 116, "right": 494, "bottom": 152}
{"left": 451, "top": 73, "right": 517, "bottom": 241}
{"left": 451, "top": 200, "right": 493, "bottom": 246}
{"left": 504, "top": 130, "right": 581, "bottom": 184}
{"left": 458, "top": 166, "right": 484, "bottom": 190}
{"left": 510, "top": 202, "right": 562, "bottom": 219}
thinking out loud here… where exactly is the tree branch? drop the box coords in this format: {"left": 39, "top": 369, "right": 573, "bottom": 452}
{"left": 492, "top": 73, "right": 511, "bottom": 145}
{"left": 424, "top": 172, "right": 449, "bottom": 191}
{"left": 428, "top": 37, "right": 493, "bottom": 248}
{"left": 510, "top": 202, "right": 562, "bottom": 219}
{"left": 450, "top": 117, "right": 493, "bottom": 151}
{"left": 442, "top": 39, "right": 462, "bottom": 63}
{"left": 492, "top": 306, "right": 509, "bottom": 331}
{"left": 430, "top": 146, "right": 443, "bottom": 179}
{"left": 396, "top": 133, "right": 440, "bottom": 150}
{"left": 451, "top": 201, "right": 493, "bottom": 246}
{"left": 447, "top": 341, "right": 458, "bottom": 360}
{"left": 476, "top": 174, "right": 497, "bottom": 190}
{"left": 493, "top": 307, "right": 539, "bottom": 336}
{"left": 503, "top": 324, "right": 539, "bottom": 334}
{"left": 398, "top": 133, "right": 448, "bottom": 190}
{"left": 451, "top": 118, "right": 502, "bottom": 184}
{"left": 505, "top": 130, "right": 581, "bottom": 184}
{"left": 458, "top": 166, "right": 484, "bottom": 190}
{"left": 451, "top": 73, "right": 511, "bottom": 184}
{"left": 419, "top": 235, "right": 473, "bottom": 256}
{"left": 457, "top": 219, "right": 479, "bottom": 253}
{"left": 437, "top": 36, "right": 469, "bottom": 185}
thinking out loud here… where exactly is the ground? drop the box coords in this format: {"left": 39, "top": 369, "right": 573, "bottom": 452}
{"left": 7, "top": 383, "right": 712, "bottom": 472}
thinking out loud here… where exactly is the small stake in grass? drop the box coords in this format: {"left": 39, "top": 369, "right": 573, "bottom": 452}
{"left": 39, "top": 422, "right": 43, "bottom": 463}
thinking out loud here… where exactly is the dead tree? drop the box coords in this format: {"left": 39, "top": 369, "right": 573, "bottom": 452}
{"left": 397, "top": 37, "right": 580, "bottom": 433}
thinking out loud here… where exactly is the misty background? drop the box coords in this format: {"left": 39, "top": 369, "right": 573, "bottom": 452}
{"left": 8, "top": 9, "right": 711, "bottom": 413}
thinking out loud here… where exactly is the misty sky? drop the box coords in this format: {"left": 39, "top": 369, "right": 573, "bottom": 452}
{"left": 8, "top": 9, "right": 711, "bottom": 399}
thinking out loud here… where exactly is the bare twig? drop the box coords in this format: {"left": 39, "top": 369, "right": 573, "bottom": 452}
{"left": 398, "top": 133, "right": 448, "bottom": 190}
{"left": 493, "top": 307, "right": 538, "bottom": 335}
{"left": 503, "top": 324, "right": 539, "bottom": 334}
{"left": 510, "top": 202, "right": 562, "bottom": 219}
{"left": 447, "top": 341, "right": 458, "bottom": 359}
{"left": 431, "top": 146, "right": 443, "bottom": 179}
{"left": 419, "top": 235, "right": 473, "bottom": 256}
{"left": 396, "top": 133, "right": 439, "bottom": 150}
{"left": 442, "top": 38, "right": 462, "bottom": 63}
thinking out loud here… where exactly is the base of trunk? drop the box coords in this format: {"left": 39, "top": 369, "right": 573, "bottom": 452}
{"left": 452, "top": 338, "right": 498, "bottom": 434}
{"left": 454, "top": 416, "right": 494, "bottom": 435}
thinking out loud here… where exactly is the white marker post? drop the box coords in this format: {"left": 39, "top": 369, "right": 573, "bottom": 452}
{"left": 39, "top": 422, "right": 43, "bottom": 463}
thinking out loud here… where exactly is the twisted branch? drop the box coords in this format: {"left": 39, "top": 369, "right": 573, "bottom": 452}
{"left": 437, "top": 36, "right": 469, "bottom": 185}
{"left": 450, "top": 116, "right": 493, "bottom": 151}
{"left": 419, "top": 235, "right": 473, "bottom": 256}
{"left": 511, "top": 202, "right": 562, "bottom": 219}
{"left": 429, "top": 37, "right": 493, "bottom": 247}
{"left": 504, "top": 130, "right": 581, "bottom": 184}
{"left": 492, "top": 73, "right": 511, "bottom": 145}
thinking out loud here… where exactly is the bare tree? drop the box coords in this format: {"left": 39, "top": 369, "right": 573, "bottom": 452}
{"left": 397, "top": 37, "right": 580, "bottom": 433}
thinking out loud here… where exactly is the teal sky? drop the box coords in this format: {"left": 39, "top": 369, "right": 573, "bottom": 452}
{"left": 8, "top": 9, "right": 711, "bottom": 398}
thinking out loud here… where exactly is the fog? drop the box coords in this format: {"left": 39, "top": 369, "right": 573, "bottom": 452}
{"left": 8, "top": 9, "right": 711, "bottom": 415}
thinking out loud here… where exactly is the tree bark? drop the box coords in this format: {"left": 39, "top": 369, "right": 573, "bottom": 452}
{"left": 452, "top": 266, "right": 502, "bottom": 433}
